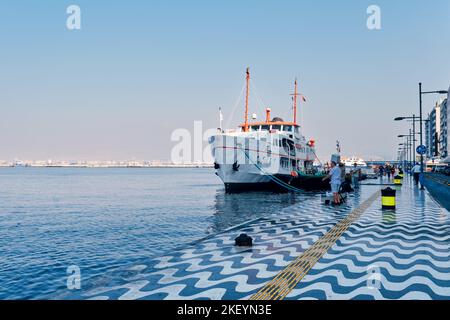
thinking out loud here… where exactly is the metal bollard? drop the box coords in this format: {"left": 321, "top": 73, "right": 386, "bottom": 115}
{"left": 235, "top": 234, "right": 253, "bottom": 247}
{"left": 381, "top": 187, "right": 396, "bottom": 210}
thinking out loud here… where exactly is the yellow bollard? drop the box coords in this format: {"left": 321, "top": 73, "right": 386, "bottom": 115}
{"left": 393, "top": 175, "right": 403, "bottom": 186}
{"left": 381, "top": 187, "right": 396, "bottom": 210}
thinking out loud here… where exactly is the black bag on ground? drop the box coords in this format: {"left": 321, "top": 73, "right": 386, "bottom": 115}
{"left": 340, "top": 180, "right": 354, "bottom": 193}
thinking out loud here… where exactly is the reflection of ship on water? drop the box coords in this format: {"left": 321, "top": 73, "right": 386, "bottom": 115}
{"left": 209, "top": 190, "right": 298, "bottom": 234}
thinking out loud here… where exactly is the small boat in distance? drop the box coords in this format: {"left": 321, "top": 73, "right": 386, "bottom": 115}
{"left": 209, "top": 68, "right": 328, "bottom": 192}
{"left": 342, "top": 156, "right": 367, "bottom": 168}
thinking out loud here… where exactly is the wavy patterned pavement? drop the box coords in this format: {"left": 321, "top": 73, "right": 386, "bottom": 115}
{"left": 286, "top": 178, "right": 450, "bottom": 300}
{"left": 63, "top": 189, "right": 372, "bottom": 300}
{"left": 66, "top": 178, "right": 450, "bottom": 300}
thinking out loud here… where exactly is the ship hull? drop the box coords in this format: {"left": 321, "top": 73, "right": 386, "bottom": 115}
{"left": 210, "top": 128, "right": 325, "bottom": 193}
{"left": 224, "top": 175, "right": 330, "bottom": 193}
{"left": 224, "top": 181, "right": 285, "bottom": 193}
{"left": 295, "top": 175, "right": 331, "bottom": 191}
{"left": 216, "top": 162, "right": 329, "bottom": 193}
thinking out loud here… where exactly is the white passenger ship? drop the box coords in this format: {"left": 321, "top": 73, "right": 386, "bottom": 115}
{"left": 209, "top": 68, "right": 327, "bottom": 192}
{"left": 342, "top": 157, "right": 367, "bottom": 168}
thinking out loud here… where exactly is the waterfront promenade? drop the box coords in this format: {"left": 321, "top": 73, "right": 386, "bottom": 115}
{"left": 68, "top": 177, "right": 450, "bottom": 300}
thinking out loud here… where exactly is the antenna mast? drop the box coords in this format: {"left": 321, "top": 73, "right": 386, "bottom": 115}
{"left": 219, "top": 107, "right": 223, "bottom": 132}
{"left": 244, "top": 68, "right": 250, "bottom": 132}
{"left": 291, "top": 78, "right": 299, "bottom": 125}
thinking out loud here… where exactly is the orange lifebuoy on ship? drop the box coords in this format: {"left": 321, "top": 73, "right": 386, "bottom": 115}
{"left": 291, "top": 171, "right": 298, "bottom": 177}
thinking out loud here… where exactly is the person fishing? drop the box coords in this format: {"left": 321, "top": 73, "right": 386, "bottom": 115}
{"left": 322, "top": 161, "right": 341, "bottom": 205}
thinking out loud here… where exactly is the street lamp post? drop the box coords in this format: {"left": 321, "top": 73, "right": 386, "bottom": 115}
{"left": 418, "top": 83, "right": 448, "bottom": 190}
{"left": 403, "top": 147, "right": 407, "bottom": 170}
{"left": 394, "top": 114, "right": 417, "bottom": 163}
{"left": 399, "top": 146, "right": 407, "bottom": 169}
{"left": 398, "top": 133, "right": 414, "bottom": 169}
{"left": 402, "top": 146, "right": 408, "bottom": 169}
{"left": 419, "top": 83, "right": 423, "bottom": 188}
{"left": 398, "top": 133, "right": 414, "bottom": 172}
{"left": 401, "top": 143, "right": 410, "bottom": 169}
{"left": 398, "top": 145, "right": 404, "bottom": 167}
{"left": 409, "top": 129, "right": 413, "bottom": 168}
{"left": 412, "top": 115, "right": 416, "bottom": 162}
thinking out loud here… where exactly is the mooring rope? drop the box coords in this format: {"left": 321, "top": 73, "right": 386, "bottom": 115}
{"left": 224, "top": 80, "right": 246, "bottom": 130}
{"left": 238, "top": 147, "right": 306, "bottom": 192}
{"left": 312, "top": 150, "right": 323, "bottom": 167}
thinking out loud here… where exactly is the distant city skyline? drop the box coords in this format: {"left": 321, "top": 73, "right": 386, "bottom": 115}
{"left": 1, "top": 1, "right": 449, "bottom": 162}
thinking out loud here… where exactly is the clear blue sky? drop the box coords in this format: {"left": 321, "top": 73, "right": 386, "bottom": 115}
{"left": 0, "top": 0, "right": 449, "bottom": 161}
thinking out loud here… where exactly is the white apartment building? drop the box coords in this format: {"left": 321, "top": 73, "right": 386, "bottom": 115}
{"left": 426, "top": 87, "right": 449, "bottom": 162}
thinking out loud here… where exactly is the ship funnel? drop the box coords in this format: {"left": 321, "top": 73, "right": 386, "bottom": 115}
{"left": 265, "top": 108, "right": 271, "bottom": 122}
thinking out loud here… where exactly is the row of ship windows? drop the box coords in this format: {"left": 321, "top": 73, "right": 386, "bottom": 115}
{"left": 280, "top": 158, "right": 299, "bottom": 168}
{"left": 270, "top": 139, "right": 308, "bottom": 153}
{"left": 246, "top": 125, "right": 300, "bottom": 133}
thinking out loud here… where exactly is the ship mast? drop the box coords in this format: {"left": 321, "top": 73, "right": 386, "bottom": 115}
{"left": 244, "top": 67, "right": 250, "bottom": 132}
{"left": 291, "top": 78, "right": 299, "bottom": 125}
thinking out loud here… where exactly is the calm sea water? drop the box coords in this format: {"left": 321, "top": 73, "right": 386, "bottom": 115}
{"left": 0, "top": 167, "right": 301, "bottom": 299}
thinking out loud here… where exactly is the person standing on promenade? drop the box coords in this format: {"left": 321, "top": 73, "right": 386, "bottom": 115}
{"left": 339, "top": 163, "right": 346, "bottom": 183}
{"left": 411, "top": 162, "right": 421, "bottom": 185}
{"left": 323, "top": 161, "right": 342, "bottom": 205}
{"left": 351, "top": 163, "right": 361, "bottom": 189}
{"left": 379, "top": 165, "right": 385, "bottom": 180}
{"left": 386, "top": 164, "right": 392, "bottom": 180}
